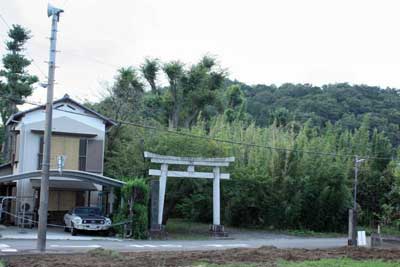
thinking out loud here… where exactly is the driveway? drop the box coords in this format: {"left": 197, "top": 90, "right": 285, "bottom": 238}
{"left": 0, "top": 237, "right": 348, "bottom": 254}
{"left": 0, "top": 225, "right": 349, "bottom": 254}
{"left": 0, "top": 226, "right": 119, "bottom": 241}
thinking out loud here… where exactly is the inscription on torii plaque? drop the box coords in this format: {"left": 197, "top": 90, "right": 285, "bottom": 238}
{"left": 144, "top": 151, "right": 235, "bottom": 236}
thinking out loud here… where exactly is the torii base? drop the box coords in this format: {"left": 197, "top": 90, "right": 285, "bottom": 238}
{"left": 209, "top": 224, "right": 228, "bottom": 237}
{"left": 149, "top": 224, "right": 168, "bottom": 240}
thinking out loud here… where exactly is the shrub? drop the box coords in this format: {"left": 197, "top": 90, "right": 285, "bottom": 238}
{"left": 114, "top": 178, "right": 149, "bottom": 239}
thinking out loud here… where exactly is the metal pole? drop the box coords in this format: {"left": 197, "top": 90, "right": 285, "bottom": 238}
{"left": 37, "top": 9, "right": 62, "bottom": 252}
{"left": 352, "top": 155, "right": 359, "bottom": 246}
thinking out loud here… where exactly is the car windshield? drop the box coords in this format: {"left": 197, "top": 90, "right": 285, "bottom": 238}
{"left": 74, "top": 207, "right": 102, "bottom": 216}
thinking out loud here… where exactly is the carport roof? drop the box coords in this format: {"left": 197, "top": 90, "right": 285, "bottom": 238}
{"left": 0, "top": 170, "right": 125, "bottom": 188}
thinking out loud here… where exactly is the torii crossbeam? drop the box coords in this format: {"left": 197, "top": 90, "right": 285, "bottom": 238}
{"left": 144, "top": 151, "right": 235, "bottom": 235}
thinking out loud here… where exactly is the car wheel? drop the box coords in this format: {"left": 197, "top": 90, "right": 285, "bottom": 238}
{"left": 71, "top": 228, "right": 78, "bottom": 236}
{"left": 70, "top": 223, "right": 78, "bottom": 236}
{"left": 102, "top": 230, "right": 110, "bottom": 237}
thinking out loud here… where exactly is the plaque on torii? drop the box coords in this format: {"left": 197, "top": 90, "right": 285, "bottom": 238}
{"left": 144, "top": 151, "right": 235, "bottom": 236}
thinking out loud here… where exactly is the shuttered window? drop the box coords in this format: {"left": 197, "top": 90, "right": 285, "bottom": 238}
{"left": 86, "top": 140, "right": 103, "bottom": 173}
{"left": 38, "top": 136, "right": 81, "bottom": 170}
{"left": 38, "top": 136, "right": 44, "bottom": 170}
{"left": 79, "top": 139, "right": 87, "bottom": 171}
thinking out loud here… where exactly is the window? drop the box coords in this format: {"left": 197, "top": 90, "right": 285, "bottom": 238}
{"left": 79, "top": 139, "right": 87, "bottom": 171}
{"left": 38, "top": 136, "right": 85, "bottom": 171}
{"left": 66, "top": 104, "right": 76, "bottom": 110}
{"left": 38, "top": 136, "right": 44, "bottom": 170}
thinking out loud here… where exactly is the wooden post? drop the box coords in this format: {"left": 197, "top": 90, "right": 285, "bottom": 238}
{"left": 213, "top": 167, "right": 220, "bottom": 226}
{"left": 158, "top": 164, "right": 168, "bottom": 225}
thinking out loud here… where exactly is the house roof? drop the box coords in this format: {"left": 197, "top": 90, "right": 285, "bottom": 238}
{"left": 6, "top": 94, "right": 116, "bottom": 128}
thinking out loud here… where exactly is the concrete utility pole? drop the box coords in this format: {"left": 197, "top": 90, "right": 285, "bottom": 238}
{"left": 37, "top": 4, "right": 63, "bottom": 252}
{"left": 351, "top": 155, "right": 365, "bottom": 246}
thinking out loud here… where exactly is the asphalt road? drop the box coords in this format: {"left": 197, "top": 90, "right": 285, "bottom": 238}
{"left": 0, "top": 237, "right": 348, "bottom": 254}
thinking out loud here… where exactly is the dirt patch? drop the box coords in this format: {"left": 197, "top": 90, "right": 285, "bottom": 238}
{"left": 2, "top": 246, "right": 400, "bottom": 267}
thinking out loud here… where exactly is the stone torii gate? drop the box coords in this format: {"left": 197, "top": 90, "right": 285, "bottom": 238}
{"left": 144, "top": 151, "right": 234, "bottom": 235}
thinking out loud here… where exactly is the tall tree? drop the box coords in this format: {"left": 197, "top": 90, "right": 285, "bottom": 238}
{"left": 141, "top": 58, "right": 159, "bottom": 95}
{"left": 162, "top": 57, "right": 225, "bottom": 129}
{"left": 224, "top": 84, "right": 246, "bottom": 123}
{"left": 0, "top": 25, "right": 38, "bottom": 161}
{"left": 163, "top": 61, "right": 184, "bottom": 130}
{"left": 93, "top": 67, "right": 145, "bottom": 178}
{"left": 181, "top": 56, "right": 225, "bottom": 128}
{"left": 0, "top": 25, "right": 38, "bottom": 125}
{"left": 109, "top": 67, "right": 144, "bottom": 122}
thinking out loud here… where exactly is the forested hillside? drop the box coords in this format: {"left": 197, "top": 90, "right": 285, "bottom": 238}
{"left": 86, "top": 56, "right": 400, "bottom": 232}
{"left": 234, "top": 81, "right": 400, "bottom": 145}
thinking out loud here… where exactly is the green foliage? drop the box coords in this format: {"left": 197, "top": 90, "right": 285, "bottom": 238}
{"left": 0, "top": 25, "right": 37, "bottom": 161}
{"left": 224, "top": 85, "right": 248, "bottom": 123}
{"left": 98, "top": 113, "right": 397, "bottom": 232}
{"left": 114, "top": 178, "right": 149, "bottom": 239}
{"left": 241, "top": 81, "right": 400, "bottom": 145}
{"left": 0, "top": 24, "right": 38, "bottom": 125}
{"left": 88, "top": 57, "right": 400, "bottom": 233}
{"left": 141, "top": 58, "right": 160, "bottom": 94}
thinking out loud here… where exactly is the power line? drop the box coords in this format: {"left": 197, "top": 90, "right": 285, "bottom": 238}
{"left": 0, "top": 13, "right": 10, "bottom": 29}
{"left": 0, "top": 94, "right": 396, "bottom": 162}
{"left": 2, "top": 11, "right": 122, "bottom": 84}
{"left": 60, "top": 49, "right": 121, "bottom": 69}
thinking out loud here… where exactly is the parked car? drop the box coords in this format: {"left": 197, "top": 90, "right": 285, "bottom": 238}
{"left": 64, "top": 207, "right": 112, "bottom": 236}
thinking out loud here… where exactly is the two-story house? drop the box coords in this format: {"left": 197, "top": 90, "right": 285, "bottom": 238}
{"left": 0, "top": 94, "right": 124, "bottom": 225}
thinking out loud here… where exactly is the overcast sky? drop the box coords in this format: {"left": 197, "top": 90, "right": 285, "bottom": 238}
{"left": 1, "top": 0, "right": 400, "bottom": 106}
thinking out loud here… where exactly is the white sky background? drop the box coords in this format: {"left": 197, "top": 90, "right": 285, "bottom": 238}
{"left": 1, "top": 0, "right": 400, "bottom": 108}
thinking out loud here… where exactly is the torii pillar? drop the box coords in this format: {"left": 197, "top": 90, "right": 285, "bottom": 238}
{"left": 144, "top": 152, "right": 234, "bottom": 237}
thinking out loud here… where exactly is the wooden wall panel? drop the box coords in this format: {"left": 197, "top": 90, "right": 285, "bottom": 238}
{"left": 48, "top": 136, "right": 80, "bottom": 170}
{"left": 64, "top": 137, "right": 79, "bottom": 170}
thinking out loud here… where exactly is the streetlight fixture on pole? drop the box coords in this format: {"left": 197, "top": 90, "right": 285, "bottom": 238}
{"left": 37, "top": 4, "right": 64, "bottom": 252}
{"left": 351, "top": 155, "right": 366, "bottom": 246}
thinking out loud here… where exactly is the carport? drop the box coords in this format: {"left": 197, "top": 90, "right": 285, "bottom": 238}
{"left": 0, "top": 170, "right": 125, "bottom": 226}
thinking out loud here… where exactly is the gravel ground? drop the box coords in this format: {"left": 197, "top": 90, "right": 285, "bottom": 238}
{"left": 2, "top": 246, "right": 400, "bottom": 267}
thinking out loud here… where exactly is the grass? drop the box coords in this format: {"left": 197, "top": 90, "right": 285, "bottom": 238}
{"left": 166, "top": 218, "right": 210, "bottom": 240}
{"left": 166, "top": 218, "right": 346, "bottom": 240}
{"left": 0, "top": 260, "right": 5, "bottom": 267}
{"left": 87, "top": 248, "right": 123, "bottom": 260}
{"left": 225, "top": 225, "right": 345, "bottom": 238}
{"left": 272, "top": 229, "right": 344, "bottom": 238}
{"left": 278, "top": 258, "right": 400, "bottom": 267}
{"left": 362, "top": 225, "right": 400, "bottom": 237}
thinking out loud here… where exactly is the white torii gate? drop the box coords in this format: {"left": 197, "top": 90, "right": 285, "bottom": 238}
{"left": 144, "top": 152, "right": 234, "bottom": 233}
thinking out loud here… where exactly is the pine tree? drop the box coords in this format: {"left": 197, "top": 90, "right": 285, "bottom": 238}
{"left": 0, "top": 25, "right": 38, "bottom": 161}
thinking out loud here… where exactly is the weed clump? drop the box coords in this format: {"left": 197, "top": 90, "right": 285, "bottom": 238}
{"left": 87, "top": 248, "right": 123, "bottom": 260}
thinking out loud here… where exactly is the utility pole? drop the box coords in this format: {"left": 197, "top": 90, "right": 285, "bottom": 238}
{"left": 351, "top": 155, "right": 365, "bottom": 247}
{"left": 37, "top": 4, "right": 63, "bottom": 252}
